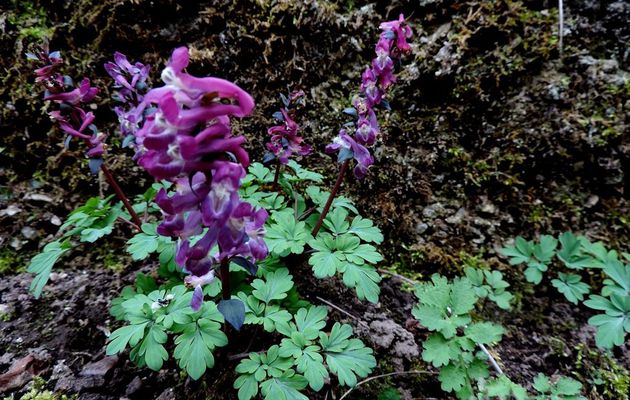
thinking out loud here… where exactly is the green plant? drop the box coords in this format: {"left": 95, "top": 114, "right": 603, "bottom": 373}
{"left": 102, "top": 160, "right": 381, "bottom": 399}
{"left": 411, "top": 272, "right": 586, "bottom": 399}
{"left": 234, "top": 306, "right": 375, "bottom": 399}
{"left": 412, "top": 274, "right": 505, "bottom": 398}
{"left": 501, "top": 232, "right": 630, "bottom": 348}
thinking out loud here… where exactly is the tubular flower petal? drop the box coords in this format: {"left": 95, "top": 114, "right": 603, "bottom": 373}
{"left": 31, "top": 45, "right": 106, "bottom": 167}
{"left": 127, "top": 47, "right": 268, "bottom": 311}
{"left": 264, "top": 91, "right": 310, "bottom": 165}
{"left": 326, "top": 15, "right": 413, "bottom": 178}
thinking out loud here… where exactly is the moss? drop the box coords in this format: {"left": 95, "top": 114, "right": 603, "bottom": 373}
{"left": 0, "top": 248, "right": 27, "bottom": 275}
{"left": 1, "top": 377, "right": 76, "bottom": 400}
{"left": 574, "top": 343, "right": 630, "bottom": 400}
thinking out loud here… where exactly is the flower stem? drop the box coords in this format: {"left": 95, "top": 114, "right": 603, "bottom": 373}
{"left": 311, "top": 159, "right": 349, "bottom": 236}
{"left": 100, "top": 164, "right": 142, "bottom": 231}
{"left": 272, "top": 160, "right": 281, "bottom": 191}
{"left": 220, "top": 258, "right": 230, "bottom": 300}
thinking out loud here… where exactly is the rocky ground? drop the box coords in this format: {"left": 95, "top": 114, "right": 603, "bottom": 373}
{"left": 0, "top": 0, "right": 628, "bottom": 399}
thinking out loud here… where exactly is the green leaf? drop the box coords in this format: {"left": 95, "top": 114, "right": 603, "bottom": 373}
{"left": 260, "top": 372, "right": 309, "bottom": 400}
{"left": 341, "top": 263, "right": 381, "bottom": 303}
{"left": 557, "top": 232, "right": 594, "bottom": 269}
{"left": 286, "top": 160, "right": 324, "bottom": 183}
{"left": 532, "top": 373, "right": 552, "bottom": 393}
{"left": 266, "top": 210, "right": 312, "bottom": 257}
{"left": 450, "top": 278, "right": 477, "bottom": 315}
{"left": 534, "top": 235, "right": 558, "bottom": 263}
{"left": 235, "top": 373, "right": 259, "bottom": 400}
{"left": 245, "top": 162, "right": 274, "bottom": 184}
{"left": 295, "top": 346, "right": 328, "bottom": 391}
{"left": 294, "top": 306, "right": 328, "bottom": 340}
{"left": 555, "top": 376, "right": 583, "bottom": 396}
{"left": 308, "top": 250, "right": 341, "bottom": 278}
{"left": 587, "top": 313, "right": 626, "bottom": 348}
{"left": 464, "top": 322, "right": 504, "bottom": 344}
{"left": 319, "top": 322, "right": 352, "bottom": 352}
{"left": 27, "top": 240, "right": 72, "bottom": 298}
{"left": 325, "top": 338, "right": 376, "bottom": 387}
{"left": 251, "top": 268, "right": 294, "bottom": 304}
{"left": 602, "top": 258, "right": 630, "bottom": 297}
{"left": 486, "top": 376, "right": 528, "bottom": 400}
{"left": 501, "top": 237, "right": 533, "bottom": 265}
{"left": 346, "top": 243, "right": 383, "bottom": 265}
{"left": 126, "top": 223, "right": 160, "bottom": 260}
{"left": 488, "top": 291, "right": 513, "bottom": 310}
{"left": 438, "top": 363, "right": 466, "bottom": 392}
{"left": 106, "top": 322, "right": 148, "bottom": 355}
{"left": 348, "top": 216, "right": 384, "bottom": 243}
{"left": 551, "top": 273, "right": 590, "bottom": 304}
{"left": 323, "top": 208, "right": 350, "bottom": 234}
{"left": 139, "top": 324, "right": 168, "bottom": 370}
{"left": 173, "top": 315, "right": 228, "bottom": 379}
{"left": 306, "top": 186, "right": 358, "bottom": 214}
{"left": 422, "top": 333, "right": 457, "bottom": 367}
{"left": 524, "top": 264, "right": 546, "bottom": 284}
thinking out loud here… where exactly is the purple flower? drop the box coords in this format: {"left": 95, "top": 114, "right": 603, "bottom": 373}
{"left": 380, "top": 14, "right": 413, "bottom": 53}
{"left": 45, "top": 78, "right": 98, "bottom": 105}
{"left": 325, "top": 14, "right": 412, "bottom": 178}
{"left": 186, "top": 269, "right": 216, "bottom": 311}
{"left": 200, "top": 162, "right": 244, "bottom": 226}
{"left": 31, "top": 47, "right": 106, "bottom": 166}
{"left": 265, "top": 91, "right": 310, "bottom": 164}
{"left": 218, "top": 202, "right": 268, "bottom": 261}
{"left": 105, "top": 52, "right": 152, "bottom": 141}
{"left": 129, "top": 47, "right": 268, "bottom": 311}
{"left": 104, "top": 52, "right": 151, "bottom": 93}
{"left": 325, "top": 130, "right": 373, "bottom": 179}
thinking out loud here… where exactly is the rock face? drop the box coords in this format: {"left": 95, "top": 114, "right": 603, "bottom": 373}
{"left": 0, "top": 0, "right": 628, "bottom": 399}
{"left": 359, "top": 313, "right": 420, "bottom": 370}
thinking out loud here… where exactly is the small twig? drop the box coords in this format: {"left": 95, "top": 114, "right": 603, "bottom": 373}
{"left": 117, "top": 215, "right": 138, "bottom": 230}
{"left": 339, "top": 371, "right": 435, "bottom": 400}
{"left": 298, "top": 206, "right": 316, "bottom": 221}
{"left": 478, "top": 343, "right": 504, "bottom": 375}
{"left": 228, "top": 351, "right": 261, "bottom": 361}
{"left": 315, "top": 296, "right": 369, "bottom": 328}
{"left": 377, "top": 268, "right": 417, "bottom": 285}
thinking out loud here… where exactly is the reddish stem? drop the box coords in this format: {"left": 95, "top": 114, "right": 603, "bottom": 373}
{"left": 272, "top": 161, "right": 281, "bottom": 191}
{"left": 220, "top": 258, "right": 230, "bottom": 300}
{"left": 100, "top": 164, "right": 142, "bottom": 231}
{"left": 311, "top": 160, "right": 349, "bottom": 236}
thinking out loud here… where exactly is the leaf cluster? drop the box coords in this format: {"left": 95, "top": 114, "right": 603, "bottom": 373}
{"left": 234, "top": 306, "right": 376, "bottom": 400}
{"left": 412, "top": 274, "right": 504, "bottom": 398}
{"left": 502, "top": 232, "right": 630, "bottom": 348}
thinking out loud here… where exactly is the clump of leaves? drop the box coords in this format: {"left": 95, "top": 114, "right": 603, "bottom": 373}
{"left": 234, "top": 306, "right": 376, "bottom": 400}
{"left": 27, "top": 195, "right": 123, "bottom": 297}
{"left": 412, "top": 274, "right": 505, "bottom": 398}
{"left": 501, "top": 232, "right": 630, "bottom": 349}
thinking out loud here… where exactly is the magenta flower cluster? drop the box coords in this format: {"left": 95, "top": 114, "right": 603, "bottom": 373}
{"left": 326, "top": 14, "right": 413, "bottom": 178}
{"left": 265, "top": 90, "right": 310, "bottom": 165}
{"left": 29, "top": 43, "right": 105, "bottom": 171}
{"left": 104, "top": 52, "right": 151, "bottom": 141}
{"left": 116, "top": 47, "right": 268, "bottom": 310}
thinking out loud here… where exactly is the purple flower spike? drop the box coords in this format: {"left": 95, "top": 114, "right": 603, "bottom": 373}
{"left": 31, "top": 46, "right": 106, "bottom": 167}
{"left": 265, "top": 91, "right": 310, "bottom": 165}
{"left": 326, "top": 14, "right": 413, "bottom": 178}
{"left": 124, "top": 46, "right": 268, "bottom": 311}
